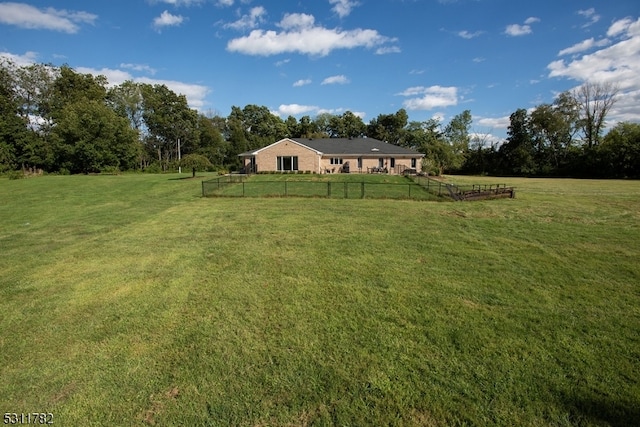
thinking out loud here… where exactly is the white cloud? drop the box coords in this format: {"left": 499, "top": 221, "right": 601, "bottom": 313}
{"left": 470, "top": 131, "right": 504, "bottom": 147}
{"left": 0, "top": 50, "right": 39, "bottom": 66}
{"left": 376, "top": 46, "right": 401, "bottom": 55}
{"left": 76, "top": 66, "right": 133, "bottom": 86}
{"left": 321, "top": 75, "right": 349, "bottom": 85}
{"left": 154, "top": 0, "right": 205, "bottom": 5}
{"left": 153, "top": 11, "right": 184, "bottom": 31}
{"left": 277, "top": 104, "right": 318, "bottom": 116}
{"left": 278, "top": 13, "right": 316, "bottom": 30}
{"left": 558, "top": 38, "right": 611, "bottom": 56}
{"left": 505, "top": 24, "right": 532, "bottom": 37}
{"left": 548, "top": 17, "right": 640, "bottom": 89}
{"left": 475, "top": 115, "right": 511, "bottom": 137}
{"left": 548, "top": 17, "right": 640, "bottom": 124}
{"left": 75, "top": 66, "right": 210, "bottom": 110}
{"left": 120, "top": 63, "right": 157, "bottom": 75}
{"left": 224, "top": 6, "right": 266, "bottom": 31}
{"left": 329, "top": 0, "right": 360, "bottom": 18}
{"left": 397, "top": 85, "right": 459, "bottom": 110}
{"left": 505, "top": 17, "right": 539, "bottom": 37}
{"left": 578, "top": 8, "right": 600, "bottom": 28}
{"left": 227, "top": 13, "right": 394, "bottom": 56}
{"left": 609, "top": 88, "right": 640, "bottom": 124}
{"left": 0, "top": 2, "right": 97, "bottom": 33}
{"left": 216, "top": 0, "right": 234, "bottom": 6}
{"left": 293, "top": 79, "right": 312, "bottom": 87}
{"left": 457, "top": 30, "right": 483, "bottom": 39}
{"left": 137, "top": 77, "right": 210, "bottom": 109}
{"left": 607, "top": 17, "right": 636, "bottom": 38}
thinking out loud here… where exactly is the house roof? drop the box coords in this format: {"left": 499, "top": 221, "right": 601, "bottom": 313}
{"left": 239, "top": 138, "right": 424, "bottom": 157}
{"left": 293, "top": 138, "right": 423, "bottom": 157}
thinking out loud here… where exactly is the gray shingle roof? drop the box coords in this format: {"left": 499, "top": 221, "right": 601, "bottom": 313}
{"left": 291, "top": 138, "right": 423, "bottom": 156}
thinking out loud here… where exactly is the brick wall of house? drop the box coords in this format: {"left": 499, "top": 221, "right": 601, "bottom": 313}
{"left": 254, "top": 140, "right": 320, "bottom": 172}
{"left": 320, "top": 156, "right": 422, "bottom": 174}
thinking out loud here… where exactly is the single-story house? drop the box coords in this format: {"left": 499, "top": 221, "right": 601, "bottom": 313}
{"left": 239, "top": 137, "right": 424, "bottom": 174}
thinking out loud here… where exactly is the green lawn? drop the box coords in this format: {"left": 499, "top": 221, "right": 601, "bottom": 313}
{"left": 1, "top": 173, "right": 639, "bottom": 426}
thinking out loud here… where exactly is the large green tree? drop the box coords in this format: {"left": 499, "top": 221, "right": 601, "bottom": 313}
{"left": 141, "top": 84, "right": 199, "bottom": 170}
{"left": 52, "top": 99, "right": 139, "bottom": 173}
{"left": 237, "top": 104, "right": 288, "bottom": 147}
{"left": 598, "top": 122, "right": 640, "bottom": 178}
{"left": 499, "top": 109, "right": 537, "bottom": 175}
{"left": 528, "top": 99, "right": 578, "bottom": 174}
{"left": 12, "top": 62, "right": 57, "bottom": 124}
{"left": 328, "top": 111, "right": 366, "bottom": 138}
{"left": 442, "top": 110, "right": 472, "bottom": 171}
{"left": 107, "top": 80, "right": 145, "bottom": 132}
{"left": 0, "top": 65, "right": 21, "bottom": 171}
{"left": 51, "top": 65, "right": 107, "bottom": 117}
{"left": 367, "top": 109, "right": 408, "bottom": 145}
{"left": 403, "top": 119, "right": 446, "bottom": 175}
{"left": 194, "top": 114, "right": 228, "bottom": 166}
{"left": 1, "top": 60, "right": 58, "bottom": 171}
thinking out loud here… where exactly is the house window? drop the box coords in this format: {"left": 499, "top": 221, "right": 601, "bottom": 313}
{"left": 411, "top": 158, "right": 417, "bottom": 168}
{"left": 378, "top": 158, "right": 384, "bottom": 168}
{"left": 390, "top": 158, "right": 396, "bottom": 168}
{"left": 357, "top": 157, "right": 362, "bottom": 169}
{"left": 277, "top": 156, "right": 298, "bottom": 171}
{"left": 330, "top": 158, "right": 343, "bottom": 165}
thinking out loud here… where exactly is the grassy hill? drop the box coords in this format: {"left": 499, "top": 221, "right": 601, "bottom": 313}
{"left": 1, "top": 173, "right": 639, "bottom": 426}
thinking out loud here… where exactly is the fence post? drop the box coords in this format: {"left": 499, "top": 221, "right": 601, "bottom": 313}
{"left": 344, "top": 182, "right": 348, "bottom": 198}
{"left": 361, "top": 181, "right": 365, "bottom": 198}
{"left": 285, "top": 180, "right": 288, "bottom": 196}
{"left": 327, "top": 181, "right": 331, "bottom": 197}
{"left": 242, "top": 182, "right": 245, "bottom": 197}
{"left": 408, "top": 183, "right": 411, "bottom": 198}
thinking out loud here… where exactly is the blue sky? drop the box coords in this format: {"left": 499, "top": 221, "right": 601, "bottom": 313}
{"left": 1, "top": 0, "right": 639, "bottom": 141}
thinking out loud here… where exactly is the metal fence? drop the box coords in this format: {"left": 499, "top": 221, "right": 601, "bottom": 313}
{"left": 202, "top": 175, "right": 439, "bottom": 200}
{"left": 202, "top": 174, "right": 514, "bottom": 201}
{"left": 411, "top": 175, "right": 515, "bottom": 200}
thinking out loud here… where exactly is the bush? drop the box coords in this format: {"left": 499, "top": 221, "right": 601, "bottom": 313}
{"left": 7, "top": 170, "right": 25, "bottom": 180}
{"left": 144, "top": 163, "right": 163, "bottom": 174}
{"left": 100, "top": 166, "right": 121, "bottom": 175}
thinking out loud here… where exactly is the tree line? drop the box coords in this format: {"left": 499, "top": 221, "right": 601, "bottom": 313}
{"left": 1, "top": 61, "right": 638, "bottom": 178}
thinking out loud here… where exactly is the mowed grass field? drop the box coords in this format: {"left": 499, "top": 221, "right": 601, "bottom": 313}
{"left": 1, "top": 173, "right": 639, "bottom": 426}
